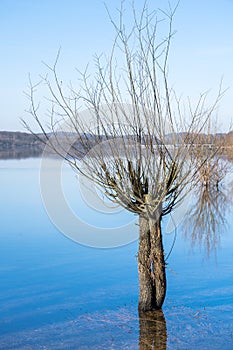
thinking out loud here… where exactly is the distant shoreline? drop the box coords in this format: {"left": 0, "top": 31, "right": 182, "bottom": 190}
{"left": 0, "top": 130, "right": 233, "bottom": 161}
{"left": 0, "top": 131, "right": 43, "bottom": 160}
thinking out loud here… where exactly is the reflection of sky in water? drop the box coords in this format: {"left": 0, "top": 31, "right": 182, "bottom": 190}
{"left": 0, "top": 158, "right": 232, "bottom": 349}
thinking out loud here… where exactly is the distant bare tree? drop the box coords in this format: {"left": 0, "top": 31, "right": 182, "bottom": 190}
{"left": 23, "top": 2, "right": 223, "bottom": 311}
{"left": 190, "top": 121, "right": 229, "bottom": 190}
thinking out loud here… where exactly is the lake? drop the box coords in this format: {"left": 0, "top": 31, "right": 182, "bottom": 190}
{"left": 0, "top": 158, "right": 232, "bottom": 349}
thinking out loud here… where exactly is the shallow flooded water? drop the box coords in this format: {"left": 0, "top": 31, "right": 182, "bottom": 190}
{"left": 0, "top": 158, "right": 232, "bottom": 349}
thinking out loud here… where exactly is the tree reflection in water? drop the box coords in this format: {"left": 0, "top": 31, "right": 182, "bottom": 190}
{"left": 138, "top": 310, "right": 167, "bottom": 349}
{"left": 183, "top": 183, "right": 232, "bottom": 255}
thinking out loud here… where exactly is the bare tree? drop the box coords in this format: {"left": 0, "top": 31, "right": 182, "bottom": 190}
{"left": 23, "top": 2, "right": 223, "bottom": 311}
{"left": 189, "top": 120, "right": 229, "bottom": 190}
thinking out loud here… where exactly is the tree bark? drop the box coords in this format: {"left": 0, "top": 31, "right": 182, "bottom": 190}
{"left": 138, "top": 213, "right": 166, "bottom": 311}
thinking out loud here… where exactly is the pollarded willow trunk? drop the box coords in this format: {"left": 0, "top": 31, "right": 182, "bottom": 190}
{"left": 138, "top": 211, "right": 166, "bottom": 311}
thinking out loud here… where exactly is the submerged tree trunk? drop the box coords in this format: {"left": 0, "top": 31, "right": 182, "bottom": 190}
{"left": 138, "top": 212, "right": 166, "bottom": 311}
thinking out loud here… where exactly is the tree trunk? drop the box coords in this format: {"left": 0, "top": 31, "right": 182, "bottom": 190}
{"left": 138, "top": 213, "right": 166, "bottom": 311}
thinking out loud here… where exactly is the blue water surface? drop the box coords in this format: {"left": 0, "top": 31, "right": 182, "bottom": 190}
{"left": 0, "top": 158, "right": 232, "bottom": 349}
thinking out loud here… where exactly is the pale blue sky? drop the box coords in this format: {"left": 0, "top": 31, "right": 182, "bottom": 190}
{"left": 0, "top": 0, "right": 233, "bottom": 131}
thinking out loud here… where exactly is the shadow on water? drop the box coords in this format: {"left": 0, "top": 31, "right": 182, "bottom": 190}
{"left": 138, "top": 310, "right": 167, "bottom": 350}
